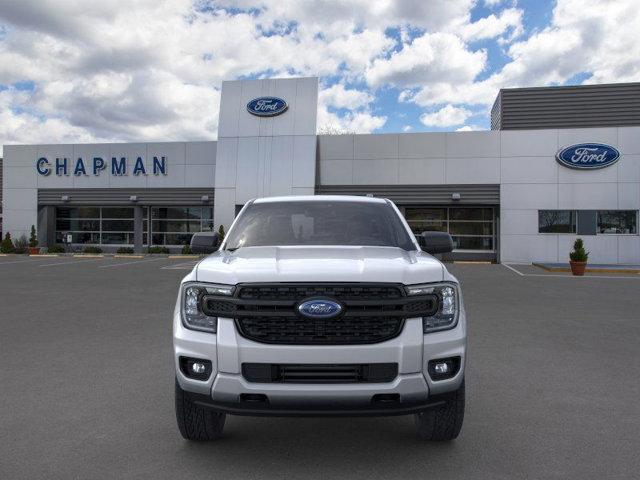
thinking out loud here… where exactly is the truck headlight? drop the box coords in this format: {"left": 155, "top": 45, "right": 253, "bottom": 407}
{"left": 406, "top": 282, "right": 459, "bottom": 333}
{"left": 181, "top": 282, "right": 234, "bottom": 333}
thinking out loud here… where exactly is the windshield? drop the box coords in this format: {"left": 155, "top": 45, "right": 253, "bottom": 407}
{"left": 224, "top": 200, "right": 416, "bottom": 250}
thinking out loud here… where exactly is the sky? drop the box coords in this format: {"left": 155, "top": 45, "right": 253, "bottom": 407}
{"left": 0, "top": 0, "right": 638, "bottom": 154}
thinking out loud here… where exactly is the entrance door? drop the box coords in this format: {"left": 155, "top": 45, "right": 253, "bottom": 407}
{"left": 403, "top": 206, "right": 497, "bottom": 261}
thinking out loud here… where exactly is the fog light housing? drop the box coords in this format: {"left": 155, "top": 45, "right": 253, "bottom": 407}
{"left": 179, "top": 357, "right": 212, "bottom": 381}
{"left": 427, "top": 357, "right": 461, "bottom": 381}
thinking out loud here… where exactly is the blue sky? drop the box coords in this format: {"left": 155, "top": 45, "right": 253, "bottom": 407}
{"left": 0, "top": 0, "right": 637, "bottom": 150}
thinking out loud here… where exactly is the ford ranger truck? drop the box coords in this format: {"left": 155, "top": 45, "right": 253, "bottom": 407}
{"left": 173, "top": 195, "right": 466, "bottom": 441}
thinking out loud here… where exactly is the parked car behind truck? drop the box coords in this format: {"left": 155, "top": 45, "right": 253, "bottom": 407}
{"left": 175, "top": 195, "right": 466, "bottom": 440}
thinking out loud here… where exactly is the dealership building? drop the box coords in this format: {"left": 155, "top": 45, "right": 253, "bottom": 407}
{"left": 1, "top": 78, "right": 639, "bottom": 263}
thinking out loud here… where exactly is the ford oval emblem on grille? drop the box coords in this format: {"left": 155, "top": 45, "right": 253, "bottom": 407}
{"left": 297, "top": 299, "right": 342, "bottom": 319}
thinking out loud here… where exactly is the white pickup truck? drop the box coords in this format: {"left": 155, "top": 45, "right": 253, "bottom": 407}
{"left": 173, "top": 195, "right": 466, "bottom": 441}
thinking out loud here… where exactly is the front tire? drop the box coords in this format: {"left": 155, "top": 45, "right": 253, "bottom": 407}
{"left": 415, "top": 381, "right": 465, "bottom": 441}
{"left": 175, "top": 379, "right": 226, "bottom": 441}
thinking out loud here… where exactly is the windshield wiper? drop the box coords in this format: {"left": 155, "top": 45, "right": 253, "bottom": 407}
{"left": 225, "top": 246, "right": 241, "bottom": 252}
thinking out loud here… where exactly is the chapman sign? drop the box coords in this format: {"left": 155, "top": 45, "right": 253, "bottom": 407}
{"left": 246, "top": 97, "right": 288, "bottom": 117}
{"left": 36, "top": 156, "right": 168, "bottom": 177}
{"left": 556, "top": 143, "right": 620, "bottom": 170}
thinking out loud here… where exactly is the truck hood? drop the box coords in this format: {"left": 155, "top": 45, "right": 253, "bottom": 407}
{"left": 195, "top": 246, "right": 444, "bottom": 285}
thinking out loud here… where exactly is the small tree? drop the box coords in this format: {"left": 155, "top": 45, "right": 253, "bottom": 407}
{"left": 217, "top": 224, "right": 225, "bottom": 239}
{"left": 569, "top": 238, "right": 589, "bottom": 262}
{"left": 1, "top": 232, "right": 15, "bottom": 253}
{"left": 14, "top": 235, "right": 28, "bottom": 254}
{"left": 29, "top": 225, "right": 38, "bottom": 248}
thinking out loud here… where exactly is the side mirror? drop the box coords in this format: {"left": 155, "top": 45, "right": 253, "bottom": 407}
{"left": 190, "top": 232, "right": 220, "bottom": 254}
{"left": 421, "top": 231, "right": 453, "bottom": 254}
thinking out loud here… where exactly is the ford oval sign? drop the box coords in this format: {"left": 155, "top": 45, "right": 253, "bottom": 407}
{"left": 556, "top": 143, "right": 620, "bottom": 170}
{"left": 247, "top": 97, "right": 288, "bottom": 117}
{"left": 297, "top": 299, "right": 342, "bottom": 319}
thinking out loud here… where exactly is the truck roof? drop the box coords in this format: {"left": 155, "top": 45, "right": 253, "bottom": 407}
{"left": 252, "top": 195, "right": 388, "bottom": 204}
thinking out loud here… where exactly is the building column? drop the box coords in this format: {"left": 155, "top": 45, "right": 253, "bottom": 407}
{"left": 133, "top": 206, "right": 144, "bottom": 253}
{"left": 37, "top": 206, "right": 56, "bottom": 247}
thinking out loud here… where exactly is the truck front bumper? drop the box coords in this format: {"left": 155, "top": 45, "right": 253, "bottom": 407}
{"left": 174, "top": 312, "right": 466, "bottom": 417}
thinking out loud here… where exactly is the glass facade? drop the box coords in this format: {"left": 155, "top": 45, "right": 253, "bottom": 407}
{"left": 597, "top": 210, "right": 637, "bottom": 234}
{"left": 55, "top": 206, "right": 213, "bottom": 246}
{"left": 538, "top": 210, "right": 638, "bottom": 235}
{"left": 150, "top": 206, "right": 214, "bottom": 246}
{"left": 538, "top": 210, "right": 577, "bottom": 233}
{"left": 55, "top": 207, "right": 143, "bottom": 245}
{"left": 404, "top": 207, "right": 495, "bottom": 251}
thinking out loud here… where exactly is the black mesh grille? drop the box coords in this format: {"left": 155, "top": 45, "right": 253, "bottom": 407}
{"left": 237, "top": 284, "right": 404, "bottom": 301}
{"left": 236, "top": 316, "right": 404, "bottom": 345}
{"left": 201, "top": 283, "right": 438, "bottom": 345}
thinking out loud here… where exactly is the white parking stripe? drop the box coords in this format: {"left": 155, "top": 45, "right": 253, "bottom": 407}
{"left": 161, "top": 261, "right": 198, "bottom": 270}
{"left": 502, "top": 263, "right": 525, "bottom": 276}
{"left": 0, "top": 257, "right": 54, "bottom": 266}
{"left": 98, "top": 257, "right": 165, "bottom": 268}
{"left": 38, "top": 258, "right": 103, "bottom": 267}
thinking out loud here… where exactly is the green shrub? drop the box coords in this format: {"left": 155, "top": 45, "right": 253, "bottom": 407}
{"left": 14, "top": 235, "right": 28, "bottom": 254}
{"left": 181, "top": 244, "right": 192, "bottom": 255}
{"left": 569, "top": 238, "right": 589, "bottom": 262}
{"left": 116, "top": 247, "right": 135, "bottom": 254}
{"left": 83, "top": 246, "right": 103, "bottom": 254}
{"left": 1, "top": 233, "right": 15, "bottom": 253}
{"left": 47, "top": 244, "right": 65, "bottom": 254}
{"left": 29, "top": 225, "right": 38, "bottom": 248}
{"left": 148, "top": 246, "right": 170, "bottom": 254}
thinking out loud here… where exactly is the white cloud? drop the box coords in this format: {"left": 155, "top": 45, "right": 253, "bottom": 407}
{"left": 420, "top": 105, "right": 472, "bottom": 127}
{"left": 319, "top": 84, "right": 373, "bottom": 110}
{"left": 402, "top": 125, "right": 413, "bottom": 132}
{"left": 456, "top": 125, "right": 484, "bottom": 131}
{"left": 366, "top": 32, "right": 486, "bottom": 88}
{"left": 0, "top": 0, "right": 638, "bottom": 148}
{"left": 459, "top": 7, "right": 523, "bottom": 42}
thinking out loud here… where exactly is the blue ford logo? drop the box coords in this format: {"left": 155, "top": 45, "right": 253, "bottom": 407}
{"left": 297, "top": 299, "right": 342, "bottom": 319}
{"left": 556, "top": 143, "right": 620, "bottom": 170}
{"left": 247, "top": 96, "right": 288, "bottom": 117}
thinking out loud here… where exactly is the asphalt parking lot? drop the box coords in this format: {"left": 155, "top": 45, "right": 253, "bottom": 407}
{"left": 1, "top": 256, "right": 639, "bottom": 479}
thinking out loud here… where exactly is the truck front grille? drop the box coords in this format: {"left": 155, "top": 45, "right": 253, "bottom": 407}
{"left": 242, "top": 363, "right": 399, "bottom": 383}
{"left": 201, "top": 283, "right": 438, "bottom": 345}
{"left": 236, "top": 315, "right": 404, "bottom": 345}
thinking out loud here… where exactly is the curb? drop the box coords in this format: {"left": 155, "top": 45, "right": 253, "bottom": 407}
{"left": 72, "top": 254, "right": 104, "bottom": 258}
{"left": 533, "top": 263, "right": 640, "bottom": 275}
{"left": 114, "top": 254, "right": 145, "bottom": 259}
{"left": 168, "top": 255, "right": 200, "bottom": 259}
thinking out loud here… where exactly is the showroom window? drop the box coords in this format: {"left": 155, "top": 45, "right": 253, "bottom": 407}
{"left": 150, "top": 206, "right": 214, "bottom": 246}
{"left": 55, "top": 206, "right": 145, "bottom": 245}
{"left": 597, "top": 210, "right": 638, "bottom": 234}
{"left": 404, "top": 207, "right": 494, "bottom": 251}
{"left": 538, "top": 210, "right": 577, "bottom": 233}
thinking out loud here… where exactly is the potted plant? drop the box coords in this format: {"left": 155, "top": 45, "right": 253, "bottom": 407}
{"left": 28, "top": 225, "right": 40, "bottom": 254}
{"left": 569, "top": 238, "right": 589, "bottom": 276}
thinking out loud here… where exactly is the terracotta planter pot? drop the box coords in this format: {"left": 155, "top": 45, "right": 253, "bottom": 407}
{"left": 28, "top": 246, "right": 40, "bottom": 255}
{"left": 569, "top": 261, "right": 587, "bottom": 276}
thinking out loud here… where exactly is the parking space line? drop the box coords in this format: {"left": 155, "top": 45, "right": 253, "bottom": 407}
{"left": 502, "top": 263, "right": 524, "bottom": 276}
{"left": 161, "top": 261, "right": 199, "bottom": 270}
{"left": 98, "top": 257, "right": 165, "bottom": 269}
{"left": 39, "top": 258, "right": 103, "bottom": 267}
{"left": 0, "top": 257, "right": 55, "bottom": 266}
